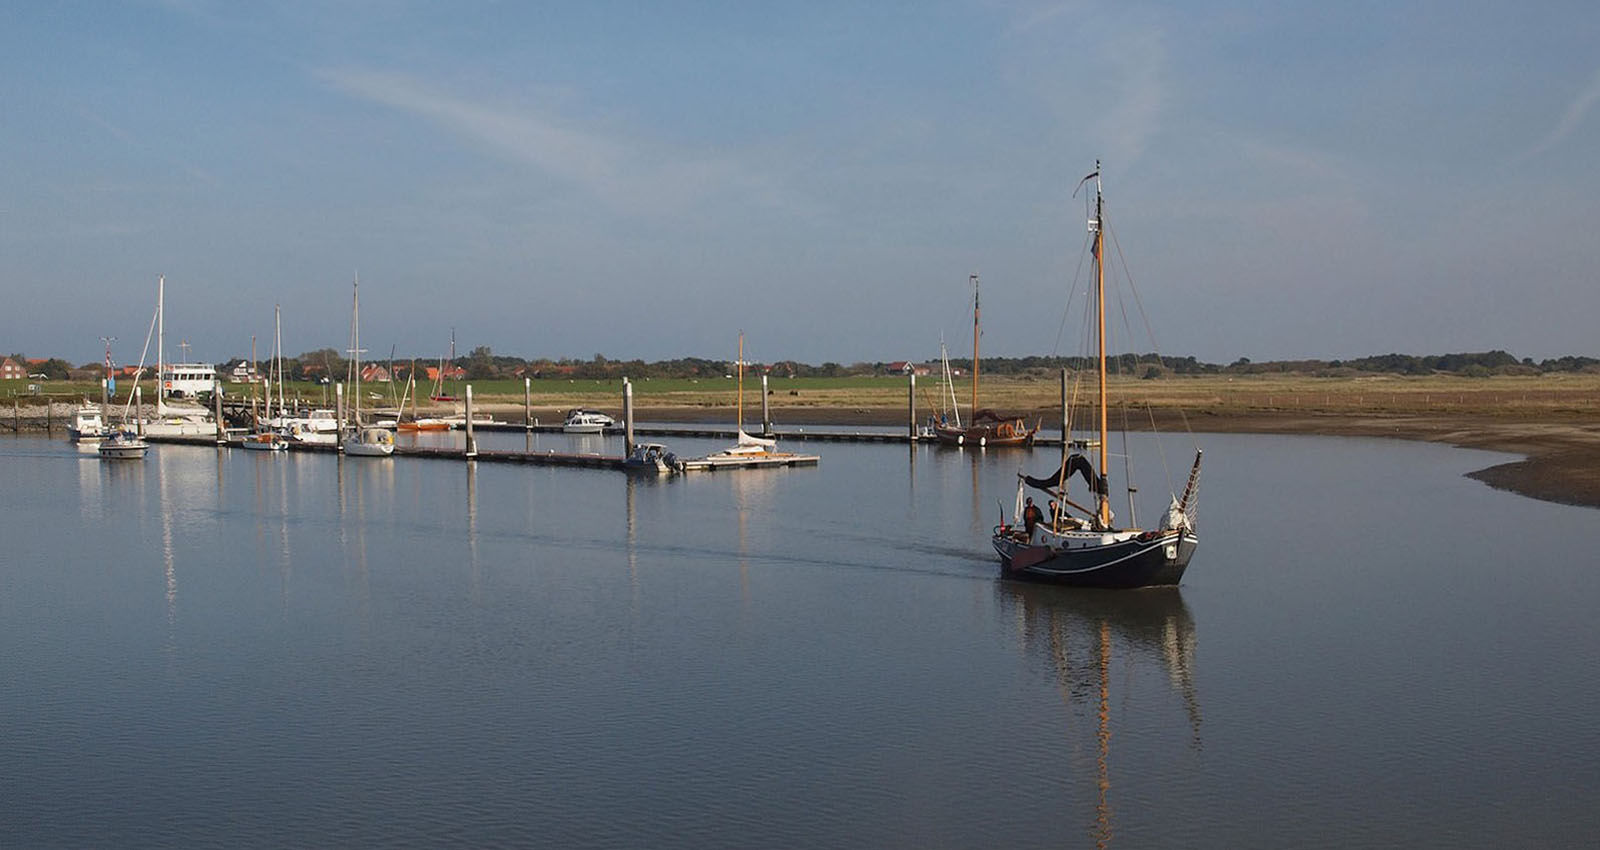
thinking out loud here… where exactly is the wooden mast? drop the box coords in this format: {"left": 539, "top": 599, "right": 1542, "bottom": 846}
{"left": 736, "top": 331, "right": 744, "bottom": 434}
{"left": 1094, "top": 162, "right": 1111, "bottom": 529}
{"left": 970, "top": 274, "right": 980, "bottom": 420}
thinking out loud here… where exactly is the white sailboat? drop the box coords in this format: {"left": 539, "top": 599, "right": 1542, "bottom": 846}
{"left": 241, "top": 305, "right": 289, "bottom": 451}
{"left": 705, "top": 333, "right": 788, "bottom": 459}
{"left": 342, "top": 277, "right": 394, "bottom": 457}
{"left": 138, "top": 276, "right": 218, "bottom": 438}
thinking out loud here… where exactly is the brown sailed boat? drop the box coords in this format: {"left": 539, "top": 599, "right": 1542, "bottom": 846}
{"left": 933, "top": 273, "right": 1038, "bottom": 447}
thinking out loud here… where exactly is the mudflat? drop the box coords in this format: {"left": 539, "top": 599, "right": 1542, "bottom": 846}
{"left": 506, "top": 373, "right": 1600, "bottom": 509}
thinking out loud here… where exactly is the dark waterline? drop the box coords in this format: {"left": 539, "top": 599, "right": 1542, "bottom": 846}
{"left": 2, "top": 433, "right": 1596, "bottom": 848}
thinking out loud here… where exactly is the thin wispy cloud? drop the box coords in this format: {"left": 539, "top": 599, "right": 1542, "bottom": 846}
{"left": 1093, "top": 25, "right": 1166, "bottom": 164}
{"left": 318, "top": 68, "right": 785, "bottom": 217}
{"left": 1518, "top": 66, "right": 1600, "bottom": 162}
{"left": 999, "top": 2, "right": 1167, "bottom": 166}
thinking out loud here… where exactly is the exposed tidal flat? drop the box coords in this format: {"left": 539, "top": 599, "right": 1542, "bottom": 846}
{"left": 2, "top": 428, "right": 1598, "bottom": 847}
{"left": 10, "top": 372, "right": 1600, "bottom": 507}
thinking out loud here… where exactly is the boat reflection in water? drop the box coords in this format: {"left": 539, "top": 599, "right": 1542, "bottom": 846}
{"left": 996, "top": 584, "right": 1199, "bottom": 848}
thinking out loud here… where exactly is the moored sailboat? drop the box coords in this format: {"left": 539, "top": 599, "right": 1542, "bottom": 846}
{"left": 933, "top": 274, "right": 1037, "bottom": 448}
{"left": 992, "top": 163, "right": 1202, "bottom": 588}
{"left": 242, "top": 305, "right": 290, "bottom": 451}
{"left": 341, "top": 277, "right": 395, "bottom": 457}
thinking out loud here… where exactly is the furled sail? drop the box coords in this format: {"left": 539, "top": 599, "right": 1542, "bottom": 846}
{"left": 1024, "top": 453, "right": 1105, "bottom": 494}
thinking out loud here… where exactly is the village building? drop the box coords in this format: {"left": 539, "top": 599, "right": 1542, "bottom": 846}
{"left": 0, "top": 357, "right": 25, "bottom": 380}
{"left": 886, "top": 361, "right": 933, "bottom": 376}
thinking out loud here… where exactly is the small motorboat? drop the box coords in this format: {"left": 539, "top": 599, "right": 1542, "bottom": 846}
{"left": 240, "top": 431, "right": 290, "bottom": 452}
{"left": 623, "top": 443, "right": 682, "bottom": 474}
{"left": 563, "top": 409, "right": 615, "bottom": 433}
{"left": 70, "top": 403, "right": 105, "bottom": 442}
{"left": 98, "top": 430, "right": 149, "bottom": 460}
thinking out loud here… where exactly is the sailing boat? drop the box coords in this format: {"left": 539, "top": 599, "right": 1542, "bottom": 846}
{"left": 933, "top": 274, "right": 1038, "bottom": 448}
{"left": 992, "top": 163, "right": 1202, "bottom": 587}
{"left": 242, "top": 305, "right": 289, "bottom": 451}
{"left": 396, "top": 361, "right": 450, "bottom": 431}
{"left": 141, "top": 275, "right": 219, "bottom": 438}
{"left": 342, "top": 277, "right": 395, "bottom": 457}
{"left": 707, "top": 332, "right": 786, "bottom": 458}
{"left": 429, "top": 329, "right": 459, "bottom": 402}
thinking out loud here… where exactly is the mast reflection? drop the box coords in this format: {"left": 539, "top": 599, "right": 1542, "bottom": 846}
{"left": 996, "top": 584, "right": 1200, "bottom": 848}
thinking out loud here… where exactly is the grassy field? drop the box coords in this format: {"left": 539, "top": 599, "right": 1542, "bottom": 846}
{"left": 9, "top": 372, "right": 1599, "bottom": 420}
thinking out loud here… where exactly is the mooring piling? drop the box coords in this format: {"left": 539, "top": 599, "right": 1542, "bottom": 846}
{"left": 465, "top": 385, "right": 478, "bottom": 458}
{"left": 623, "top": 378, "right": 635, "bottom": 457}
{"left": 907, "top": 370, "right": 917, "bottom": 440}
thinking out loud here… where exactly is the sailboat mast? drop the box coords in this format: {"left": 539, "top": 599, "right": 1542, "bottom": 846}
{"left": 970, "top": 274, "right": 980, "bottom": 418}
{"left": 274, "top": 304, "right": 284, "bottom": 415}
{"left": 737, "top": 331, "right": 744, "bottom": 433}
{"left": 1093, "top": 162, "right": 1110, "bottom": 528}
{"left": 351, "top": 277, "right": 361, "bottom": 425}
{"left": 156, "top": 275, "right": 166, "bottom": 417}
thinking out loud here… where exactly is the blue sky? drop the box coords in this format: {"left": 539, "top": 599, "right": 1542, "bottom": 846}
{"left": 3, "top": 1, "right": 1597, "bottom": 367}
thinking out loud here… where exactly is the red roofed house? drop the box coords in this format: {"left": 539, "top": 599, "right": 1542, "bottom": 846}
{"left": 0, "top": 357, "right": 25, "bottom": 380}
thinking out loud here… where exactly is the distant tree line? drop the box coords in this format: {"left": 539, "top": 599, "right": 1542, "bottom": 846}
{"left": 952, "top": 350, "right": 1600, "bottom": 379}
{"left": 24, "top": 348, "right": 1598, "bottom": 384}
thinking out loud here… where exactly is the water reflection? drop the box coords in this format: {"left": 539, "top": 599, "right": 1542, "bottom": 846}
{"left": 996, "top": 584, "right": 1200, "bottom": 848}
{"left": 466, "top": 460, "right": 480, "bottom": 604}
{"left": 156, "top": 448, "right": 177, "bottom": 655}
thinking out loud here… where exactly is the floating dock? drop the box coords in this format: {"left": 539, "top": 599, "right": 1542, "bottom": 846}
{"left": 143, "top": 434, "right": 819, "bottom": 473}
{"left": 679, "top": 452, "right": 819, "bottom": 472}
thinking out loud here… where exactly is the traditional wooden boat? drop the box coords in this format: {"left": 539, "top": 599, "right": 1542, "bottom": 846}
{"left": 932, "top": 274, "right": 1037, "bottom": 447}
{"left": 991, "top": 163, "right": 1202, "bottom": 587}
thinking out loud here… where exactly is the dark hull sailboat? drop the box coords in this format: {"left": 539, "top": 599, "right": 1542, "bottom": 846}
{"left": 935, "top": 274, "right": 1039, "bottom": 448}
{"left": 994, "top": 527, "right": 1197, "bottom": 587}
{"left": 991, "top": 163, "right": 1203, "bottom": 588}
{"left": 933, "top": 409, "right": 1037, "bottom": 447}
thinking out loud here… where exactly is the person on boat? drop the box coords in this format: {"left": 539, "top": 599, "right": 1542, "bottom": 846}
{"left": 1023, "top": 498, "right": 1044, "bottom": 538}
{"left": 1047, "top": 500, "right": 1059, "bottom": 531}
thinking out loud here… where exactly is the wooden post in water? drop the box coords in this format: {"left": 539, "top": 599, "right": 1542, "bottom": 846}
{"left": 335, "top": 382, "right": 344, "bottom": 451}
{"left": 13, "top": 399, "right": 20, "bottom": 432}
{"left": 464, "top": 384, "right": 477, "bottom": 458}
{"left": 523, "top": 377, "right": 532, "bottom": 432}
{"left": 908, "top": 370, "right": 917, "bottom": 440}
{"left": 134, "top": 387, "right": 144, "bottom": 436}
{"left": 623, "top": 378, "right": 635, "bottom": 457}
{"left": 760, "top": 374, "right": 772, "bottom": 438}
{"left": 214, "top": 380, "right": 225, "bottom": 445}
{"left": 46, "top": 400, "right": 52, "bottom": 434}
{"left": 1060, "top": 368, "right": 1069, "bottom": 443}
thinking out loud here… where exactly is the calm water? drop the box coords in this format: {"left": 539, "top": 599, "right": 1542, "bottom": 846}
{"left": 2, "top": 430, "right": 1596, "bottom": 848}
